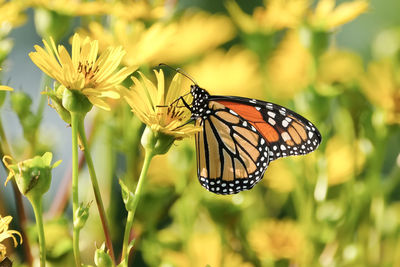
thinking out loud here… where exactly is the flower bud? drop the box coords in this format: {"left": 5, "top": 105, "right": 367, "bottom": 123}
{"left": 119, "top": 180, "right": 135, "bottom": 212}
{"left": 34, "top": 8, "right": 72, "bottom": 42}
{"left": 10, "top": 91, "right": 32, "bottom": 118}
{"left": 94, "top": 243, "right": 113, "bottom": 267}
{"left": 141, "top": 126, "right": 175, "bottom": 155}
{"left": 73, "top": 202, "right": 90, "bottom": 230}
{"left": 299, "top": 26, "right": 330, "bottom": 59}
{"left": 44, "top": 85, "right": 71, "bottom": 124}
{"left": 2, "top": 152, "right": 61, "bottom": 202}
{"left": 62, "top": 88, "right": 93, "bottom": 115}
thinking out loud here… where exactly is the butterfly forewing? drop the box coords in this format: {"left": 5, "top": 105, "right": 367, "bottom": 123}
{"left": 212, "top": 96, "right": 322, "bottom": 161}
{"left": 195, "top": 100, "right": 270, "bottom": 195}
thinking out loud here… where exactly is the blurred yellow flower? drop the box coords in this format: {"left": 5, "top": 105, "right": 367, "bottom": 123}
{"left": 0, "top": 215, "right": 22, "bottom": 262}
{"left": 80, "top": 20, "right": 176, "bottom": 67}
{"left": 29, "top": 33, "right": 135, "bottom": 110}
{"left": 28, "top": 0, "right": 107, "bottom": 16}
{"left": 187, "top": 232, "right": 221, "bottom": 267}
{"left": 185, "top": 47, "right": 262, "bottom": 98}
{"left": 109, "top": 0, "right": 167, "bottom": 21}
{"left": 266, "top": 30, "right": 313, "bottom": 99}
{"left": 80, "top": 12, "right": 235, "bottom": 66}
{"left": 124, "top": 70, "right": 200, "bottom": 139}
{"left": 157, "top": 12, "right": 236, "bottom": 64}
{"left": 262, "top": 159, "right": 294, "bottom": 192}
{"left": 308, "top": 0, "right": 368, "bottom": 30}
{"left": 227, "top": 0, "right": 308, "bottom": 33}
{"left": 326, "top": 135, "right": 365, "bottom": 185}
{"left": 248, "top": 219, "right": 308, "bottom": 262}
{"left": 0, "top": 0, "right": 26, "bottom": 27}
{"left": 316, "top": 49, "right": 363, "bottom": 94}
{"left": 361, "top": 60, "right": 400, "bottom": 124}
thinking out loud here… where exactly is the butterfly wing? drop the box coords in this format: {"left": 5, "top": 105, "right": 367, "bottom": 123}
{"left": 194, "top": 96, "right": 321, "bottom": 195}
{"left": 212, "top": 95, "right": 322, "bottom": 161}
{"left": 195, "top": 100, "right": 270, "bottom": 195}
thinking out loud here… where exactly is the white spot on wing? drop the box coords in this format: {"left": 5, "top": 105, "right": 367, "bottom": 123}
{"left": 268, "top": 118, "right": 276, "bottom": 125}
{"left": 281, "top": 132, "right": 290, "bottom": 141}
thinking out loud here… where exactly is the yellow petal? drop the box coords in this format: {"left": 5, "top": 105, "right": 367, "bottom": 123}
{"left": 0, "top": 85, "right": 13, "bottom": 91}
{"left": 329, "top": 0, "right": 368, "bottom": 28}
{"left": 87, "top": 95, "right": 110, "bottom": 110}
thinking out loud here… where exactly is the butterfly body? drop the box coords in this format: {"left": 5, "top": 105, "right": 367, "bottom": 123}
{"left": 188, "top": 84, "right": 321, "bottom": 195}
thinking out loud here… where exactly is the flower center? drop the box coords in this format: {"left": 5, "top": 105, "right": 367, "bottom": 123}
{"left": 167, "top": 105, "right": 186, "bottom": 122}
{"left": 78, "top": 61, "right": 99, "bottom": 86}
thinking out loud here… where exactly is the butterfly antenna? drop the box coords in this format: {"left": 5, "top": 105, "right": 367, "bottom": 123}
{"left": 158, "top": 63, "right": 198, "bottom": 85}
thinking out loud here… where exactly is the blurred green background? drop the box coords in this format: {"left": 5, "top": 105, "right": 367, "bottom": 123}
{"left": 1, "top": 0, "right": 400, "bottom": 266}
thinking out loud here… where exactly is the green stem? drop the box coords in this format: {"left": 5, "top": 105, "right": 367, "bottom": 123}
{"left": 121, "top": 149, "right": 155, "bottom": 264}
{"left": 31, "top": 198, "right": 46, "bottom": 267}
{"left": 77, "top": 118, "right": 115, "bottom": 263}
{"left": 71, "top": 112, "right": 81, "bottom": 266}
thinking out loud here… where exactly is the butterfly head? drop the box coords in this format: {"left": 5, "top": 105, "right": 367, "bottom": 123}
{"left": 190, "top": 84, "right": 210, "bottom": 119}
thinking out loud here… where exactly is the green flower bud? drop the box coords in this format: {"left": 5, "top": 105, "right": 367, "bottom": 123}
{"left": 119, "top": 180, "right": 135, "bottom": 212}
{"left": 10, "top": 91, "right": 32, "bottom": 118}
{"left": 62, "top": 88, "right": 93, "bottom": 115}
{"left": 73, "top": 202, "right": 90, "bottom": 230}
{"left": 299, "top": 26, "right": 330, "bottom": 59}
{"left": 141, "top": 126, "right": 175, "bottom": 155}
{"left": 2, "top": 152, "right": 61, "bottom": 202}
{"left": 44, "top": 85, "right": 71, "bottom": 124}
{"left": 34, "top": 8, "right": 72, "bottom": 42}
{"left": 94, "top": 243, "right": 113, "bottom": 267}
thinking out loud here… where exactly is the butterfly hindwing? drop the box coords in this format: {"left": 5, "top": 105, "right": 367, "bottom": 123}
{"left": 195, "top": 100, "right": 270, "bottom": 195}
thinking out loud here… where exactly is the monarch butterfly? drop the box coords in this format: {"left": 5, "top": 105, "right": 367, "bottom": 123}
{"left": 162, "top": 65, "right": 322, "bottom": 195}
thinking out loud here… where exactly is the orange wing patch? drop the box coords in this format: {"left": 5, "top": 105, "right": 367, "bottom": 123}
{"left": 217, "top": 100, "right": 280, "bottom": 143}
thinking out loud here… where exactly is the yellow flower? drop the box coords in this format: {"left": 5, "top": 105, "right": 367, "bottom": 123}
{"left": 226, "top": 0, "right": 308, "bottom": 34}
{"left": 108, "top": 0, "right": 167, "bottom": 21}
{"left": 248, "top": 219, "right": 309, "bottom": 263}
{"left": 185, "top": 47, "right": 262, "bottom": 98}
{"left": 326, "top": 135, "right": 365, "bottom": 185}
{"left": 308, "top": 0, "right": 368, "bottom": 30}
{"left": 29, "top": 33, "right": 135, "bottom": 110}
{"left": 157, "top": 12, "right": 236, "bottom": 64}
{"left": 79, "top": 20, "right": 176, "bottom": 67}
{"left": 316, "top": 49, "right": 363, "bottom": 95}
{"left": 361, "top": 60, "right": 400, "bottom": 124}
{"left": 266, "top": 30, "right": 313, "bottom": 99}
{"left": 124, "top": 70, "right": 199, "bottom": 139}
{"left": 28, "top": 0, "right": 107, "bottom": 16}
{"left": 0, "top": 215, "right": 22, "bottom": 262}
{"left": 0, "top": 0, "right": 26, "bottom": 28}
{"left": 80, "top": 11, "right": 235, "bottom": 66}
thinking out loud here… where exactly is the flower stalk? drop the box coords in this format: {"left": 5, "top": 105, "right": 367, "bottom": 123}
{"left": 77, "top": 117, "right": 115, "bottom": 263}
{"left": 30, "top": 197, "right": 45, "bottom": 267}
{"left": 121, "top": 146, "right": 154, "bottom": 264}
{"left": 70, "top": 112, "right": 81, "bottom": 266}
